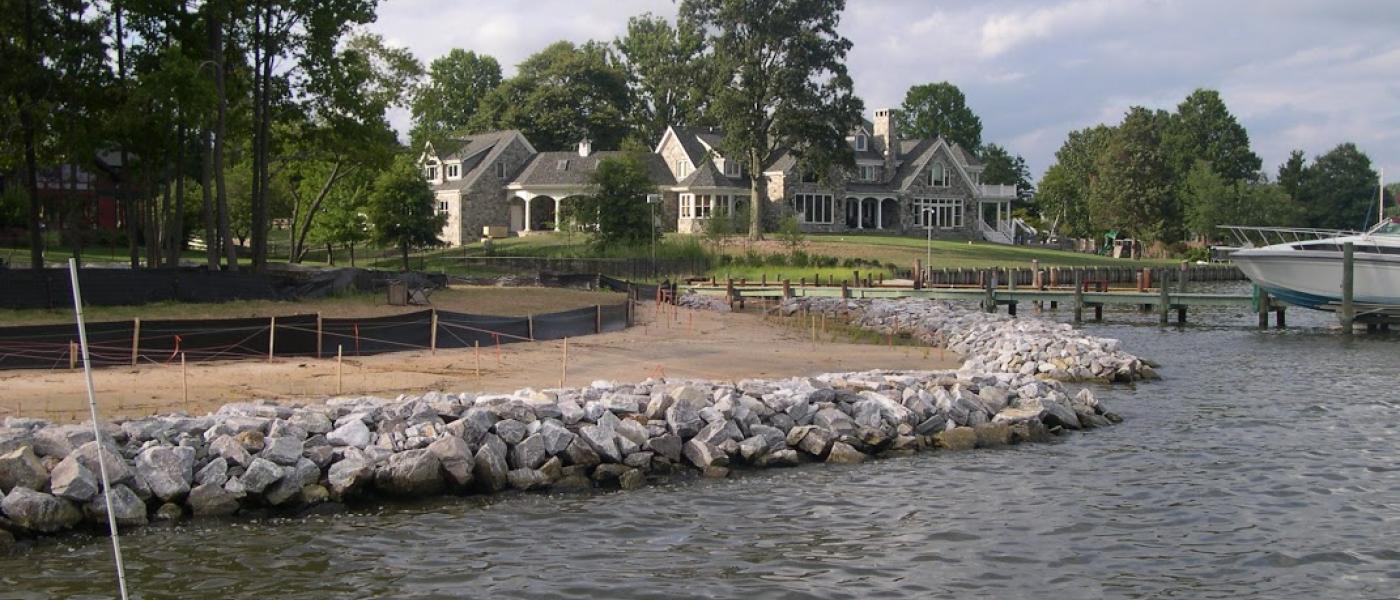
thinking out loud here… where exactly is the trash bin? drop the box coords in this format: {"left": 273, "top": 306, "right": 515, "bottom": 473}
{"left": 387, "top": 280, "right": 408, "bottom": 306}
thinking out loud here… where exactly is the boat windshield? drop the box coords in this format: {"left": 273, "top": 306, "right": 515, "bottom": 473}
{"left": 1369, "top": 217, "right": 1400, "bottom": 236}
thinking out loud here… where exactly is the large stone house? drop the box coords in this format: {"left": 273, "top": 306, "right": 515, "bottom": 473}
{"left": 422, "top": 108, "right": 1023, "bottom": 244}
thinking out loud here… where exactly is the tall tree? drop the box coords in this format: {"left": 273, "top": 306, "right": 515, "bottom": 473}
{"left": 896, "top": 82, "right": 982, "bottom": 152}
{"left": 980, "top": 143, "right": 1034, "bottom": 200}
{"left": 1298, "top": 143, "right": 1380, "bottom": 230}
{"left": 1164, "top": 89, "right": 1261, "bottom": 182}
{"left": 681, "top": 0, "right": 864, "bottom": 240}
{"left": 1276, "top": 150, "right": 1307, "bottom": 202}
{"left": 1182, "top": 160, "right": 1302, "bottom": 238}
{"left": 615, "top": 13, "right": 713, "bottom": 144}
{"left": 408, "top": 49, "right": 500, "bottom": 150}
{"left": 366, "top": 154, "right": 445, "bottom": 271}
{"left": 471, "top": 41, "right": 632, "bottom": 151}
{"left": 1035, "top": 125, "right": 1113, "bottom": 238}
{"left": 1089, "top": 107, "right": 1175, "bottom": 249}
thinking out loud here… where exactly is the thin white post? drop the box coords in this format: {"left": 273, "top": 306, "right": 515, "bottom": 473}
{"left": 523, "top": 197, "right": 533, "bottom": 232}
{"left": 554, "top": 197, "right": 562, "bottom": 231}
{"left": 876, "top": 199, "right": 883, "bottom": 230}
{"left": 67, "top": 259, "right": 131, "bottom": 600}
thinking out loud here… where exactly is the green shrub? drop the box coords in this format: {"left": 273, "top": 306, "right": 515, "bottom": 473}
{"left": 841, "top": 257, "right": 856, "bottom": 268}
{"left": 790, "top": 250, "right": 810, "bottom": 267}
{"left": 743, "top": 249, "right": 764, "bottom": 266}
{"left": 1182, "top": 246, "right": 1211, "bottom": 263}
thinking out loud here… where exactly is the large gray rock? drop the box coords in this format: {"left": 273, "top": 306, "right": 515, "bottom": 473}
{"left": 539, "top": 421, "right": 576, "bottom": 456}
{"left": 472, "top": 443, "right": 509, "bottom": 492}
{"left": 579, "top": 424, "right": 622, "bottom": 463}
{"left": 289, "top": 411, "right": 334, "bottom": 435}
{"left": 1, "top": 487, "right": 81, "bottom": 532}
{"left": 646, "top": 433, "right": 683, "bottom": 462}
{"left": 327, "top": 419, "right": 372, "bottom": 448}
{"left": 506, "top": 468, "right": 550, "bottom": 491}
{"left": 794, "top": 427, "right": 833, "bottom": 457}
{"left": 683, "top": 440, "right": 727, "bottom": 468}
{"left": 326, "top": 458, "right": 373, "bottom": 498}
{"left": 259, "top": 436, "right": 304, "bottom": 466}
{"left": 563, "top": 438, "right": 601, "bottom": 467}
{"left": 825, "top": 441, "right": 867, "bottom": 464}
{"left": 374, "top": 449, "right": 443, "bottom": 496}
{"left": 510, "top": 434, "right": 548, "bottom": 471}
{"left": 427, "top": 436, "right": 474, "bottom": 487}
{"left": 135, "top": 447, "right": 193, "bottom": 502}
{"left": 813, "top": 408, "right": 856, "bottom": 437}
{"left": 614, "top": 418, "right": 650, "bottom": 447}
{"left": 934, "top": 427, "right": 977, "bottom": 451}
{"left": 84, "top": 484, "right": 147, "bottom": 527}
{"left": 208, "top": 434, "right": 253, "bottom": 467}
{"left": 0, "top": 446, "right": 49, "bottom": 493}
{"left": 49, "top": 457, "right": 98, "bottom": 502}
{"left": 187, "top": 482, "right": 240, "bottom": 517}
{"left": 665, "top": 404, "right": 704, "bottom": 438}
{"left": 493, "top": 419, "right": 528, "bottom": 445}
{"left": 239, "top": 458, "right": 285, "bottom": 494}
{"left": 196, "top": 458, "right": 229, "bottom": 487}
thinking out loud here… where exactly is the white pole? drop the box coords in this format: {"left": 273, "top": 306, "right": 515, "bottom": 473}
{"left": 67, "top": 259, "right": 131, "bottom": 600}
{"left": 1380, "top": 168, "right": 1386, "bottom": 225}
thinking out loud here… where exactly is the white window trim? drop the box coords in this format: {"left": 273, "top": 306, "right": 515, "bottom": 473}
{"left": 676, "top": 160, "right": 690, "bottom": 178}
{"left": 855, "top": 134, "right": 867, "bottom": 151}
{"left": 792, "top": 193, "right": 834, "bottom": 224}
{"left": 446, "top": 163, "right": 461, "bottom": 179}
{"left": 723, "top": 159, "right": 740, "bottom": 177}
{"left": 860, "top": 165, "right": 877, "bottom": 182}
{"left": 915, "top": 197, "right": 963, "bottom": 229}
{"left": 930, "top": 161, "right": 950, "bottom": 187}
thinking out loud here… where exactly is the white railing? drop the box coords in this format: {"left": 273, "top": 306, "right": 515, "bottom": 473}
{"left": 978, "top": 184, "right": 1017, "bottom": 199}
{"left": 978, "top": 219, "right": 1014, "bottom": 244}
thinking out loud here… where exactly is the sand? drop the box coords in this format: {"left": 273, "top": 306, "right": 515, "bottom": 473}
{"left": 0, "top": 302, "right": 957, "bottom": 423}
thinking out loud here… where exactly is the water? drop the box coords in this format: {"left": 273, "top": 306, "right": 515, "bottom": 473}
{"left": 5, "top": 284, "right": 1400, "bottom": 599}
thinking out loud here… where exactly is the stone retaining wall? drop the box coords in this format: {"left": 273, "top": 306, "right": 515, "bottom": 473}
{"left": 0, "top": 369, "right": 1117, "bottom": 544}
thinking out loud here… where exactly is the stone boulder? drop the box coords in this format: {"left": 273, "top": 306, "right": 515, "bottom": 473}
{"left": 135, "top": 446, "right": 194, "bottom": 502}
{"left": 187, "top": 482, "right": 240, "bottom": 517}
{"left": 84, "top": 484, "right": 147, "bottom": 528}
{"left": 472, "top": 443, "right": 509, "bottom": 492}
{"left": 1, "top": 446, "right": 50, "bottom": 493}
{"left": 427, "top": 436, "right": 475, "bottom": 488}
{"left": 374, "top": 449, "right": 443, "bottom": 496}
{"left": 49, "top": 457, "right": 98, "bottom": 502}
{"left": 826, "top": 441, "right": 867, "bottom": 464}
{"left": 934, "top": 427, "right": 977, "bottom": 451}
{"left": 327, "top": 419, "right": 372, "bottom": 448}
{"left": 510, "top": 434, "right": 547, "bottom": 471}
{"left": 259, "top": 437, "right": 304, "bottom": 466}
{"left": 326, "top": 458, "right": 373, "bottom": 498}
{"left": 238, "top": 458, "right": 284, "bottom": 494}
{"left": 1, "top": 487, "right": 81, "bottom": 533}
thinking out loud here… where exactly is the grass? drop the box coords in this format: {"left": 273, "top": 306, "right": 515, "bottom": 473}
{"left": 4, "top": 229, "right": 1174, "bottom": 283}
{"left": 0, "top": 286, "right": 624, "bottom": 326}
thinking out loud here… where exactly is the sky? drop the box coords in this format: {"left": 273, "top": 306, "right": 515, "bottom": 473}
{"left": 368, "top": 0, "right": 1400, "bottom": 182}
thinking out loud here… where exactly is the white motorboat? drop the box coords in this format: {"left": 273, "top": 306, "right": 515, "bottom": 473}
{"left": 1225, "top": 218, "right": 1400, "bottom": 311}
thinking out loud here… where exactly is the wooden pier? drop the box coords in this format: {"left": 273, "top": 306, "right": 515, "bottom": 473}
{"left": 686, "top": 272, "right": 1288, "bottom": 328}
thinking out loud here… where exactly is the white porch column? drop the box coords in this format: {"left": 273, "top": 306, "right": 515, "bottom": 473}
{"left": 554, "top": 197, "right": 562, "bottom": 231}
{"left": 876, "top": 198, "right": 883, "bottom": 230}
{"left": 523, "top": 197, "right": 533, "bottom": 232}
{"left": 856, "top": 199, "right": 864, "bottom": 229}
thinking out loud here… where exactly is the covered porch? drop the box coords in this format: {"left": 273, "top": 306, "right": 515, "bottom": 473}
{"left": 508, "top": 187, "right": 591, "bottom": 235}
{"left": 844, "top": 196, "right": 899, "bottom": 230}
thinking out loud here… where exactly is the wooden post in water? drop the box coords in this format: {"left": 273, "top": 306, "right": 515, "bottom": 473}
{"left": 1072, "top": 270, "right": 1084, "bottom": 323}
{"left": 1158, "top": 268, "right": 1170, "bottom": 325}
{"left": 983, "top": 274, "right": 996, "bottom": 313}
{"left": 1007, "top": 271, "right": 1017, "bottom": 316}
{"left": 1341, "top": 242, "right": 1355, "bottom": 334}
{"left": 1257, "top": 286, "right": 1270, "bottom": 329}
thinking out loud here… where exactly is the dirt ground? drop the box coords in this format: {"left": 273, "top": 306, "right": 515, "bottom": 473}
{"left": 0, "top": 302, "right": 957, "bottom": 423}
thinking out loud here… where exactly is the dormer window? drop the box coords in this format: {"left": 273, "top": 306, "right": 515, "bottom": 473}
{"left": 557, "top": 160, "right": 569, "bottom": 171}
{"left": 855, "top": 134, "right": 867, "bottom": 151}
{"left": 860, "top": 165, "right": 877, "bottom": 182}
{"left": 423, "top": 164, "right": 439, "bottom": 181}
{"left": 800, "top": 171, "right": 818, "bottom": 184}
{"left": 676, "top": 160, "right": 690, "bottom": 178}
{"left": 445, "top": 163, "right": 460, "bottom": 179}
{"left": 495, "top": 162, "right": 506, "bottom": 178}
{"left": 723, "top": 159, "right": 739, "bottom": 177}
{"left": 930, "top": 161, "right": 949, "bottom": 187}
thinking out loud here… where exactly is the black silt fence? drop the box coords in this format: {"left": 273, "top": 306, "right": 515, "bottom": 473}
{"left": 0, "top": 302, "right": 632, "bottom": 370}
{"left": 0, "top": 268, "right": 283, "bottom": 309}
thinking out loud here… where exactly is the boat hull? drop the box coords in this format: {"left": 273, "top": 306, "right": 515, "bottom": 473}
{"left": 1232, "top": 249, "right": 1400, "bottom": 310}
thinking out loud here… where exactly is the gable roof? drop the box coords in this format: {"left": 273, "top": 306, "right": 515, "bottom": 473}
{"left": 659, "top": 126, "right": 728, "bottom": 167}
{"left": 893, "top": 137, "right": 979, "bottom": 191}
{"left": 512, "top": 151, "right": 676, "bottom": 188}
{"left": 425, "top": 130, "right": 535, "bottom": 192}
{"left": 677, "top": 160, "right": 749, "bottom": 190}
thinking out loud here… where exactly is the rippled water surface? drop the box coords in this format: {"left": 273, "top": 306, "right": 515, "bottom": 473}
{"left": 4, "top": 285, "right": 1399, "bottom": 599}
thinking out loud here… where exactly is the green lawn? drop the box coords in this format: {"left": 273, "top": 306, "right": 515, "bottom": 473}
{"left": 4, "top": 230, "right": 1173, "bottom": 282}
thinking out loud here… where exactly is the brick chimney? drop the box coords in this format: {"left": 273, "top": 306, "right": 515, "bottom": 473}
{"left": 873, "top": 108, "right": 897, "bottom": 180}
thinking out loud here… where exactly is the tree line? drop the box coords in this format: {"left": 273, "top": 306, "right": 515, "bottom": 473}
{"left": 1036, "top": 89, "right": 1392, "bottom": 252}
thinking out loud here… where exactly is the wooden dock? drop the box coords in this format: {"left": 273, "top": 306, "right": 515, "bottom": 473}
{"left": 685, "top": 277, "right": 1288, "bottom": 328}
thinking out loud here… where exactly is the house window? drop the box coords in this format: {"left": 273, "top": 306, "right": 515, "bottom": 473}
{"left": 914, "top": 198, "right": 962, "bottom": 229}
{"left": 855, "top": 134, "right": 867, "bottom": 151}
{"left": 446, "top": 163, "right": 460, "bottom": 179}
{"left": 557, "top": 160, "right": 569, "bottom": 171}
{"left": 437, "top": 200, "right": 450, "bottom": 215}
{"left": 723, "top": 159, "right": 740, "bottom": 177}
{"left": 929, "top": 161, "right": 950, "bottom": 187}
{"left": 860, "top": 165, "right": 877, "bottom": 182}
{"left": 800, "top": 171, "right": 818, "bottom": 184}
{"left": 676, "top": 160, "right": 690, "bottom": 178}
{"left": 791, "top": 193, "right": 833, "bottom": 224}
{"left": 495, "top": 162, "right": 506, "bottom": 178}
{"left": 424, "top": 165, "right": 439, "bottom": 180}
{"left": 679, "top": 193, "right": 713, "bottom": 219}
